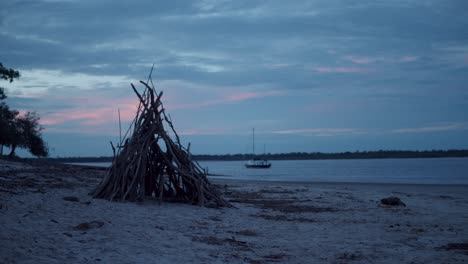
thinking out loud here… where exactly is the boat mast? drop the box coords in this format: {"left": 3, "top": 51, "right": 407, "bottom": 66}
{"left": 252, "top": 128, "right": 255, "bottom": 156}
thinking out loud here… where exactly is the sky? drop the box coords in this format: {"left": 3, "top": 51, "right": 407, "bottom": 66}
{"left": 1, "top": 0, "right": 468, "bottom": 157}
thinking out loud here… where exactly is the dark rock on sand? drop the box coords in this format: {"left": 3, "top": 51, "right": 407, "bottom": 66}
{"left": 381, "top": 197, "right": 406, "bottom": 207}
{"left": 63, "top": 196, "right": 79, "bottom": 202}
{"left": 73, "top": 220, "right": 105, "bottom": 231}
{"left": 440, "top": 243, "right": 468, "bottom": 251}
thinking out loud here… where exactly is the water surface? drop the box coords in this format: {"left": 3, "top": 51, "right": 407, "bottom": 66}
{"left": 70, "top": 157, "right": 468, "bottom": 185}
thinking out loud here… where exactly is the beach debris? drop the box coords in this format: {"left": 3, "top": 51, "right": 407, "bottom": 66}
{"left": 0, "top": 186, "right": 18, "bottom": 195}
{"left": 192, "top": 236, "right": 250, "bottom": 250}
{"left": 254, "top": 213, "right": 318, "bottom": 223}
{"left": 263, "top": 253, "right": 289, "bottom": 261}
{"left": 438, "top": 195, "right": 454, "bottom": 199}
{"left": 236, "top": 230, "right": 257, "bottom": 236}
{"left": 380, "top": 197, "right": 406, "bottom": 207}
{"left": 73, "top": 220, "right": 105, "bottom": 231}
{"left": 92, "top": 72, "right": 230, "bottom": 207}
{"left": 411, "top": 228, "right": 425, "bottom": 234}
{"left": 63, "top": 196, "right": 79, "bottom": 202}
{"left": 337, "top": 252, "right": 364, "bottom": 261}
{"left": 440, "top": 243, "right": 468, "bottom": 250}
{"left": 208, "top": 216, "right": 222, "bottom": 222}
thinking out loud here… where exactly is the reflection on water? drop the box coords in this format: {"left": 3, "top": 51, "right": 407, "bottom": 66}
{"left": 70, "top": 157, "right": 468, "bottom": 185}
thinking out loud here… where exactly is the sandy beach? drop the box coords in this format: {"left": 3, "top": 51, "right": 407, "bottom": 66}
{"left": 1, "top": 159, "right": 468, "bottom": 263}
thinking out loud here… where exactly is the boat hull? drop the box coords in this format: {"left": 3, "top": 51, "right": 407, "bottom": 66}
{"left": 245, "top": 164, "right": 271, "bottom": 169}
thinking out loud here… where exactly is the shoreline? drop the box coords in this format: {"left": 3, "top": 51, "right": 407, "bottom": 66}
{"left": 1, "top": 160, "right": 468, "bottom": 263}
{"left": 25, "top": 153, "right": 468, "bottom": 164}
{"left": 213, "top": 177, "right": 468, "bottom": 188}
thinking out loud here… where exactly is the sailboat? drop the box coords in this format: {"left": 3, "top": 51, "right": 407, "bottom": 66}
{"left": 245, "top": 128, "right": 271, "bottom": 169}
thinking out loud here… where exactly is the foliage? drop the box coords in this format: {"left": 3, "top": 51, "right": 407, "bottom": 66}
{"left": 8, "top": 112, "right": 49, "bottom": 157}
{"left": 0, "top": 63, "right": 48, "bottom": 157}
{"left": 29, "top": 133, "right": 49, "bottom": 157}
{"left": 0, "top": 62, "right": 20, "bottom": 99}
{"left": 0, "top": 63, "right": 20, "bottom": 82}
{"left": 0, "top": 88, "right": 6, "bottom": 100}
{"left": 0, "top": 104, "right": 19, "bottom": 148}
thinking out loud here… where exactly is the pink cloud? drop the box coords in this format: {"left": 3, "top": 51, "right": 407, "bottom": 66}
{"left": 40, "top": 97, "right": 138, "bottom": 127}
{"left": 398, "top": 56, "right": 418, "bottom": 62}
{"left": 41, "top": 111, "right": 101, "bottom": 126}
{"left": 344, "top": 56, "right": 381, "bottom": 64}
{"left": 166, "top": 90, "right": 286, "bottom": 110}
{"left": 343, "top": 55, "right": 419, "bottom": 64}
{"left": 16, "top": 109, "right": 29, "bottom": 117}
{"left": 226, "top": 90, "right": 285, "bottom": 102}
{"left": 44, "top": 125, "right": 117, "bottom": 136}
{"left": 313, "top": 67, "right": 369, "bottom": 73}
{"left": 37, "top": 86, "right": 286, "bottom": 135}
{"left": 42, "top": 108, "right": 114, "bottom": 126}
{"left": 226, "top": 92, "right": 259, "bottom": 101}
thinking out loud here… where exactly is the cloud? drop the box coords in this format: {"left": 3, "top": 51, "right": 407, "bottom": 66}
{"left": 9, "top": 69, "right": 132, "bottom": 96}
{"left": 265, "top": 63, "right": 293, "bottom": 69}
{"left": 1, "top": 0, "right": 468, "bottom": 155}
{"left": 398, "top": 56, "right": 418, "bottom": 62}
{"left": 392, "top": 123, "right": 468, "bottom": 134}
{"left": 6, "top": 69, "right": 139, "bottom": 132}
{"left": 267, "top": 122, "right": 468, "bottom": 138}
{"left": 166, "top": 89, "right": 286, "bottom": 110}
{"left": 177, "top": 128, "right": 226, "bottom": 136}
{"left": 39, "top": 97, "right": 137, "bottom": 126}
{"left": 303, "top": 103, "right": 338, "bottom": 113}
{"left": 313, "top": 67, "right": 370, "bottom": 73}
{"left": 271, "top": 128, "right": 363, "bottom": 137}
{"left": 7, "top": 68, "right": 286, "bottom": 134}
{"left": 343, "top": 55, "right": 419, "bottom": 64}
{"left": 344, "top": 56, "right": 382, "bottom": 64}
{"left": 225, "top": 90, "right": 285, "bottom": 101}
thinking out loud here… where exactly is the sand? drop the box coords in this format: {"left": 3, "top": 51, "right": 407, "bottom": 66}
{"left": 1, "top": 159, "right": 468, "bottom": 263}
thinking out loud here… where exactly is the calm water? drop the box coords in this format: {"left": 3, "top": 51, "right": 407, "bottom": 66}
{"left": 70, "top": 157, "right": 468, "bottom": 185}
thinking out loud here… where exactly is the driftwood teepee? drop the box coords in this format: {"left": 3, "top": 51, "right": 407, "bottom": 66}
{"left": 92, "top": 78, "right": 230, "bottom": 207}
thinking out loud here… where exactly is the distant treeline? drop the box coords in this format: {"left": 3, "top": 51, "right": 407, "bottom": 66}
{"left": 44, "top": 149, "right": 468, "bottom": 163}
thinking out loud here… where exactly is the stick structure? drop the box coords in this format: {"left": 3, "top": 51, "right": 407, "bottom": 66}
{"left": 92, "top": 80, "right": 231, "bottom": 207}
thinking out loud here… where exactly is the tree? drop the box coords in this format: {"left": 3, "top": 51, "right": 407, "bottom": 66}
{"left": 0, "top": 62, "right": 20, "bottom": 100}
{"left": 0, "top": 63, "right": 20, "bottom": 82}
{"left": 0, "top": 104, "right": 19, "bottom": 155}
{"left": 8, "top": 112, "right": 48, "bottom": 157}
{"left": 0, "top": 88, "right": 6, "bottom": 100}
{"left": 0, "top": 63, "right": 48, "bottom": 157}
{"left": 0, "top": 63, "right": 19, "bottom": 155}
{"left": 29, "top": 133, "right": 49, "bottom": 157}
